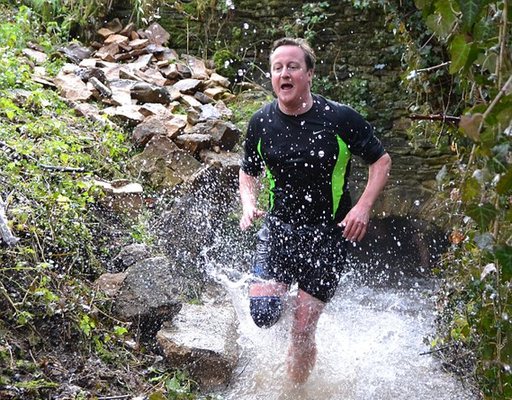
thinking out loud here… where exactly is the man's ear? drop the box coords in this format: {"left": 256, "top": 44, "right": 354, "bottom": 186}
{"left": 308, "top": 69, "right": 314, "bottom": 85}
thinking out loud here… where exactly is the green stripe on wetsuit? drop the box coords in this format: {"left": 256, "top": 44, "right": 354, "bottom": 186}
{"left": 331, "top": 136, "right": 351, "bottom": 219}
{"left": 257, "top": 138, "right": 275, "bottom": 211}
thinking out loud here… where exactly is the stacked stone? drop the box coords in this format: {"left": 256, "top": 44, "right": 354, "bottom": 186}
{"left": 46, "top": 19, "right": 243, "bottom": 194}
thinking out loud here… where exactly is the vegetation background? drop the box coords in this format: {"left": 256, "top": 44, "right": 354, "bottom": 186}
{"left": 0, "top": 0, "right": 510, "bottom": 399}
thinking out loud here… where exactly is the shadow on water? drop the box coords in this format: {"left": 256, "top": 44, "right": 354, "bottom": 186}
{"left": 346, "top": 216, "right": 449, "bottom": 288}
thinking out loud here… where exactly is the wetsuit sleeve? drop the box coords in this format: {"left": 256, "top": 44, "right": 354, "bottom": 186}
{"left": 341, "top": 106, "right": 386, "bottom": 164}
{"left": 240, "top": 113, "right": 264, "bottom": 177}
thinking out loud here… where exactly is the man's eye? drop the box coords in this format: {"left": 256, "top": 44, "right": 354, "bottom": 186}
{"left": 289, "top": 65, "right": 299, "bottom": 71}
{"left": 273, "top": 66, "right": 283, "bottom": 72}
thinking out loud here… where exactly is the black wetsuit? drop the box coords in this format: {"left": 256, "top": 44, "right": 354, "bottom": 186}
{"left": 241, "top": 94, "right": 386, "bottom": 303}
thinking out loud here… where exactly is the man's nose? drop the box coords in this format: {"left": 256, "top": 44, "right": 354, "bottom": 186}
{"left": 280, "top": 68, "right": 291, "bottom": 77}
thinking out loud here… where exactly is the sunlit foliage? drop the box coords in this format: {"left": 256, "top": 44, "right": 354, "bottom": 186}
{"left": 367, "top": 1, "right": 511, "bottom": 398}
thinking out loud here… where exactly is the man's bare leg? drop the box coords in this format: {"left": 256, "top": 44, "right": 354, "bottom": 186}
{"left": 249, "top": 281, "right": 289, "bottom": 297}
{"left": 287, "top": 289, "right": 325, "bottom": 384}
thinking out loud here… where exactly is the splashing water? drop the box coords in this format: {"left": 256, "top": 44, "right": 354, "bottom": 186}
{"left": 205, "top": 269, "right": 476, "bottom": 400}
{"left": 157, "top": 181, "right": 476, "bottom": 400}
{"left": 199, "top": 219, "right": 478, "bottom": 400}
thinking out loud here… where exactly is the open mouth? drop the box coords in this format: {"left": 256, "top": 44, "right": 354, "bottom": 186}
{"left": 281, "top": 83, "right": 293, "bottom": 90}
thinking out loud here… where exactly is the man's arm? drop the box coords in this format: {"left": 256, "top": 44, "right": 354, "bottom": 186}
{"left": 340, "top": 152, "right": 391, "bottom": 241}
{"left": 239, "top": 169, "right": 266, "bottom": 230}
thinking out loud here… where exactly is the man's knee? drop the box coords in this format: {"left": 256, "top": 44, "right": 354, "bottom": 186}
{"left": 249, "top": 296, "right": 282, "bottom": 328}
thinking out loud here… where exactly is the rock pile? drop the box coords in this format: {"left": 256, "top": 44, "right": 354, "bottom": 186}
{"left": 46, "top": 20, "right": 246, "bottom": 389}
{"left": 46, "top": 19, "right": 244, "bottom": 194}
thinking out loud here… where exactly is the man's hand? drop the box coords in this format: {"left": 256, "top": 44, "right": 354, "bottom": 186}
{"left": 240, "top": 206, "right": 266, "bottom": 230}
{"left": 339, "top": 153, "right": 391, "bottom": 242}
{"left": 339, "top": 204, "right": 370, "bottom": 242}
{"left": 239, "top": 169, "right": 265, "bottom": 230}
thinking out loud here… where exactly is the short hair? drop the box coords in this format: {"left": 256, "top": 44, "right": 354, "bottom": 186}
{"left": 270, "top": 37, "right": 316, "bottom": 71}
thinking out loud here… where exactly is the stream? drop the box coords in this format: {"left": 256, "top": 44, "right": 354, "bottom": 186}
{"left": 214, "top": 275, "right": 476, "bottom": 400}
{"left": 199, "top": 216, "right": 479, "bottom": 400}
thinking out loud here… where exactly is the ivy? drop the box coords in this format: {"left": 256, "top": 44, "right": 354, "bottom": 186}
{"left": 381, "top": 1, "right": 511, "bottom": 398}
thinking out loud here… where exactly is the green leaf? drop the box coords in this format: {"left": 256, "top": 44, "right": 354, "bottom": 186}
{"left": 113, "top": 326, "right": 128, "bottom": 336}
{"left": 495, "top": 94, "right": 512, "bottom": 126}
{"left": 496, "top": 167, "right": 512, "bottom": 195}
{"left": 436, "top": 0, "right": 458, "bottom": 36}
{"left": 148, "top": 392, "right": 166, "bottom": 400}
{"left": 495, "top": 245, "right": 512, "bottom": 282}
{"left": 458, "top": 0, "right": 487, "bottom": 31}
{"left": 461, "top": 176, "right": 481, "bottom": 201}
{"left": 466, "top": 202, "right": 498, "bottom": 231}
{"left": 425, "top": 0, "right": 458, "bottom": 38}
{"left": 480, "top": 126, "right": 497, "bottom": 150}
{"left": 414, "top": 0, "right": 428, "bottom": 9}
{"left": 449, "top": 34, "right": 472, "bottom": 73}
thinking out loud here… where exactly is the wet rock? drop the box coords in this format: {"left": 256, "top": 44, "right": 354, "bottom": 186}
{"left": 200, "top": 149, "right": 241, "bottom": 174}
{"left": 208, "top": 72, "right": 230, "bottom": 88}
{"left": 131, "top": 115, "right": 168, "bottom": 147}
{"left": 112, "top": 243, "right": 152, "bottom": 268}
{"left": 105, "top": 18, "right": 124, "bottom": 34}
{"left": 88, "top": 77, "right": 112, "bottom": 98}
{"left": 194, "top": 91, "right": 215, "bottom": 105}
{"left": 108, "top": 79, "right": 134, "bottom": 106}
{"left": 198, "top": 103, "right": 221, "bottom": 120}
{"left": 93, "top": 178, "right": 144, "bottom": 214}
{"left": 114, "top": 256, "right": 196, "bottom": 341}
{"left": 208, "top": 120, "right": 240, "bottom": 150}
{"left": 174, "top": 133, "right": 212, "bottom": 155}
{"left": 119, "top": 22, "right": 137, "bottom": 37}
{"left": 183, "top": 55, "right": 210, "bottom": 80}
{"left": 156, "top": 301, "right": 239, "bottom": 389}
{"left": 96, "top": 60, "right": 122, "bottom": 80}
{"left": 180, "top": 94, "right": 203, "bottom": 109}
{"left": 131, "top": 81, "right": 172, "bottom": 104}
{"left": 214, "top": 100, "right": 233, "bottom": 119}
{"left": 72, "top": 102, "right": 111, "bottom": 126}
{"left": 163, "top": 115, "right": 188, "bottom": 138}
{"left": 54, "top": 68, "right": 93, "bottom": 101}
{"left": 173, "top": 78, "right": 203, "bottom": 94}
{"left": 160, "top": 63, "right": 181, "bottom": 80}
{"left": 118, "top": 67, "right": 142, "bottom": 81}
{"left": 97, "top": 27, "right": 118, "bottom": 39}
{"left": 104, "top": 34, "right": 129, "bottom": 46}
{"left": 140, "top": 103, "right": 172, "bottom": 118}
{"left": 128, "top": 136, "right": 202, "bottom": 190}
{"left": 135, "top": 67, "right": 167, "bottom": 86}
{"left": 95, "top": 42, "right": 120, "bottom": 62}
{"left": 144, "top": 22, "right": 171, "bottom": 46}
{"left": 188, "top": 120, "right": 241, "bottom": 151}
{"left": 102, "top": 104, "right": 145, "bottom": 123}
{"left": 76, "top": 67, "right": 108, "bottom": 84}
{"left": 203, "top": 86, "right": 230, "bottom": 100}
{"left": 94, "top": 272, "right": 127, "bottom": 297}
{"left": 22, "top": 48, "right": 48, "bottom": 64}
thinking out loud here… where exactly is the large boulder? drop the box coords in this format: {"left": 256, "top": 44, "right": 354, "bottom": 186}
{"left": 156, "top": 300, "right": 239, "bottom": 389}
{"left": 113, "top": 256, "right": 199, "bottom": 342}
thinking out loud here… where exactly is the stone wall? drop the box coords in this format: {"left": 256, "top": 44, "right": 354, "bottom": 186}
{"left": 108, "top": 0, "right": 455, "bottom": 225}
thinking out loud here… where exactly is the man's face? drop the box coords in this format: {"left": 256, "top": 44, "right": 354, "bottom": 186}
{"left": 270, "top": 45, "right": 313, "bottom": 112}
